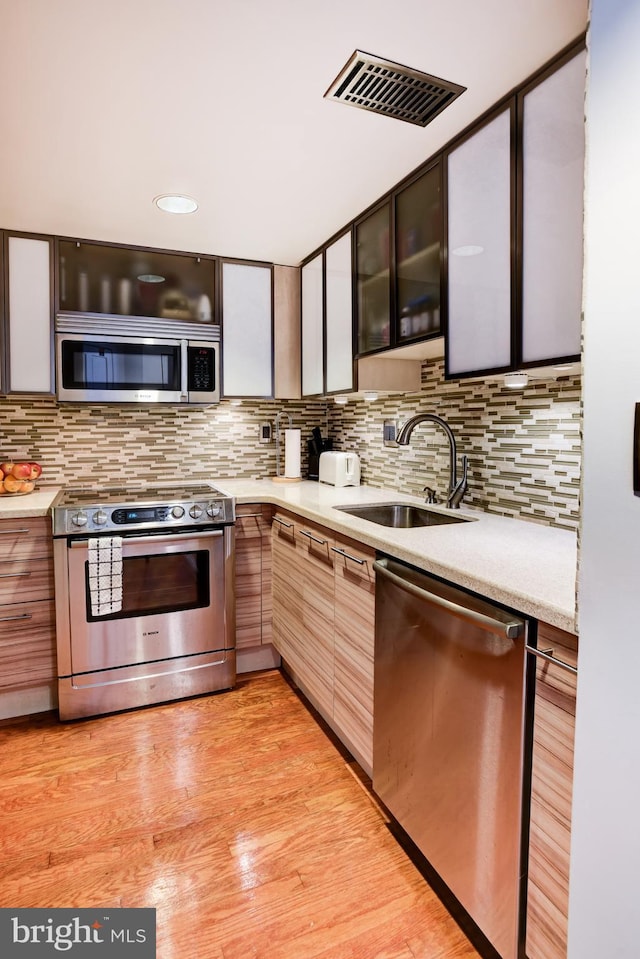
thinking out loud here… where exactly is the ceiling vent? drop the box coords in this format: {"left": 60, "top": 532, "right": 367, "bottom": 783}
{"left": 324, "top": 50, "right": 466, "bottom": 127}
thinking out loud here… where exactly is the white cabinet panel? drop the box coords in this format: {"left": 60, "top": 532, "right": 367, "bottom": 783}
{"left": 301, "top": 253, "right": 323, "bottom": 396}
{"left": 7, "top": 235, "right": 52, "bottom": 393}
{"left": 222, "top": 262, "right": 272, "bottom": 397}
{"left": 325, "top": 232, "right": 353, "bottom": 394}
{"left": 447, "top": 109, "right": 512, "bottom": 376}
{"left": 521, "top": 50, "right": 586, "bottom": 363}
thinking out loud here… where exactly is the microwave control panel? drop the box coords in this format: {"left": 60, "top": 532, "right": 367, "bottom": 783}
{"left": 188, "top": 346, "right": 216, "bottom": 392}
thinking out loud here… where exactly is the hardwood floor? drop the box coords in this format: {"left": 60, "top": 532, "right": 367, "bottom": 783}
{"left": 0, "top": 671, "right": 481, "bottom": 959}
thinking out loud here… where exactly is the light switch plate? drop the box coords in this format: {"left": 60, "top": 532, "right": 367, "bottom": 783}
{"left": 259, "top": 422, "right": 272, "bottom": 443}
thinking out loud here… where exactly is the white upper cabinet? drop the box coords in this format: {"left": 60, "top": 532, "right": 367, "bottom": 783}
{"left": 446, "top": 107, "right": 513, "bottom": 377}
{"left": 301, "top": 253, "right": 323, "bottom": 396}
{"left": 324, "top": 232, "right": 353, "bottom": 394}
{"left": 520, "top": 48, "right": 586, "bottom": 364}
{"left": 5, "top": 234, "right": 53, "bottom": 393}
{"left": 221, "top": 261, "right": 273, "bottom": 398}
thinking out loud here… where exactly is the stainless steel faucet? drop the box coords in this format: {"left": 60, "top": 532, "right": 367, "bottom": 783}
{"left": 395, "top": 413, "right": 468, "bottom": 509}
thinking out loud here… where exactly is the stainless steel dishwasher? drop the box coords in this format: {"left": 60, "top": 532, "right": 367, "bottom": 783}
{"left": 373, "top": 557, "right": 530, "bottom": 959}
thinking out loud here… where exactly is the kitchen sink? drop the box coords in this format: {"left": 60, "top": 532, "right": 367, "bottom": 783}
{"left": 334, "top": 503, "right": 468, "bottom": 528}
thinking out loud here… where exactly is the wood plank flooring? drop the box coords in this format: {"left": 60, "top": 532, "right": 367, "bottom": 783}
{"left": 0, "top": 671, "right": 481, "bottom": 959}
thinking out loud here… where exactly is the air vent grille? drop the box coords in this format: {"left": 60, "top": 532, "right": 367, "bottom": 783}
{"left": 325, "top": 51, "right": 466, "bottom": 127}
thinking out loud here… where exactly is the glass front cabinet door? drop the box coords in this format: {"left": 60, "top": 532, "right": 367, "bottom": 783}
{"left": 519, "top": 46, "right": 586, "bottom": 367}
{"left": 324, "top": 231, "right": 354, "bottom": 395}
{"left": 56, "top": 239, "right": 217, "bottom": 326}
{"left": 395, "top": 162, "right": 442, "bottom": 345}
{"left": 356, "top": 202, "right": 391, "bottom": 355}
{"left": 356, "top": 159, "right": 443, "bottom": 357}
{"left": 446, "top": 106, "right": 514, "bottom": 378}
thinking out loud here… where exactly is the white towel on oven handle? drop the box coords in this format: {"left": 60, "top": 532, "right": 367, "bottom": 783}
{"left": 88, "top": 536, "right": 123, "bottom": 616}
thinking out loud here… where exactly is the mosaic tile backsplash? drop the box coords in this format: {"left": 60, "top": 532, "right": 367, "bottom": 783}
{"left": 329, "top": 359, "right": 581, "bottom": 531}
{"left": 0, "top": 357, "right": 581, "bottom": 530}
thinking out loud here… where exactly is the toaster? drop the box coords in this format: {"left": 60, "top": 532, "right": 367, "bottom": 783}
{"left": 319, "top": 451, "right": 361, "bottom": 487}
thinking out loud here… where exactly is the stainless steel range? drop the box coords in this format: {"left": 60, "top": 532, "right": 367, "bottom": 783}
{"left": 52, "top": 484, "right": 236, "bottom": 720}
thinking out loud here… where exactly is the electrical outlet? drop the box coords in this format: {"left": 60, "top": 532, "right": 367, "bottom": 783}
{"left": 259, "top": 422, "right": 272, "bottom": 443}
{"left": 383, "top": 420, "right": 398, "bottom": 447}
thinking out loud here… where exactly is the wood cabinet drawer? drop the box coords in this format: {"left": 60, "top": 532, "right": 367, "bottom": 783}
{"left": 0, "top": 516, "right": 53, "bottom": 561}
{"left": 0, "top": 558, "right": 54, "bottom": 605}
{"left": 0, "top": 598, "right": 56, "bottom": 689}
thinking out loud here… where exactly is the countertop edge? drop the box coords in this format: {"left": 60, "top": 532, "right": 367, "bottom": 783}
{"left": 0, "top": 487, "right": 61, "bottom": 518}
{"left": 219, "top": 479, "right": 578, "bottom": 635}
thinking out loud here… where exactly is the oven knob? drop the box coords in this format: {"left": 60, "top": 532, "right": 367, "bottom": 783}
{"left": 207, "top": 503, "right": 221, "bottom": 518}
{"left": 171, "top": 506, "right": 185, "bottom": 519}
{"left": 71, "top": 511, "right": 88, "bottom": 527}
{"left": 189, "top": 504, "right": 203, "bottom": 519}
{"left": 92, "top": 510, "right": 108, "bottom": 526}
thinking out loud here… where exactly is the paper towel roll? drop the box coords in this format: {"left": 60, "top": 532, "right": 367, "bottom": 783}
{"left": 284, "top": 429, "right": 301, "bottom": 478}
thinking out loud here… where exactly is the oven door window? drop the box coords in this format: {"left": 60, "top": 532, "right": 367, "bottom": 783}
{"left": 84, "top": 549, "right": 209, "bottom": 622}
{"left": 61, "top": 340, "right": 181, "bottom": 391}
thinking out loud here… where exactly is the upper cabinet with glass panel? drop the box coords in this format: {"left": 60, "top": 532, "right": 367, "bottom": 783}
{"left": 395, "top": 163, "right": 442, "bottom": 345}
{"left": 355, "top": 159, "right": 443, "bottom": 357}
{"left": 56, "top": 239, "right": 217, "bottom": 326}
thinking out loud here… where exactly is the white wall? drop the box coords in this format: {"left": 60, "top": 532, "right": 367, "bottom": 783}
{"left": 570, "top": 2, "right": 640, "bottom": 956}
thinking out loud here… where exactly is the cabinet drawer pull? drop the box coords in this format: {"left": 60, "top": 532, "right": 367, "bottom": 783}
{"left": 273, "top": 517, "right": 294, "bottom": 529}
{"left": 331, "top": 546, "right": 366, "bottom": 566}
{"left": 0, "top": 528, "right": 30, "bottom": 536}
{"left": 525, "top": 644, "right": 577, "bottom": 675}
{"left": 0, "top": 571, "right": 32, "bottom": 579}
{"left": 0, "top": 612, "right": 33, "bottom": 623}
{"left": 299, "top": 529, "right": 327, "bottom": 547}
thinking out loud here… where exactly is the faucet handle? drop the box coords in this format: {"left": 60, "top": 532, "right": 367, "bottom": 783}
{"left": 423, "top": 486, "right": 438, "bottom": 504}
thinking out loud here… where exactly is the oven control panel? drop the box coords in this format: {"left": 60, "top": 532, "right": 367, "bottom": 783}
{"left": 54, "top": 496, "right": 235, "bottom": 536}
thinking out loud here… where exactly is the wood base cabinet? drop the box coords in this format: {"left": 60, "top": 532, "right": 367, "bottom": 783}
{"left": 0, "top": 516, "right": 56, "bottom": 718}
{"left": 526, "top": 623, "right": 578, "bottom": 959}
{"left": 272, "top": 512, "right": 335, "bottom": 716}
{"left": 333, "top": 533, "right": 375, "bottom": 771}
{"left": 235, "top": 504, "right": 277, "bottom": 674}
{"left": 271, "top": 511, "right": 375, "bottom": 773}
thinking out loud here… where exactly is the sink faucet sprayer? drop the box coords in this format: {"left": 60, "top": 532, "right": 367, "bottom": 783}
{"left": 395, "top": 413, "right": 468, "bottom": 509}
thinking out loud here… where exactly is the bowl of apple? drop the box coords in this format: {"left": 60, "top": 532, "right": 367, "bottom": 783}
{"left": 0, "top": 461, "right": 43, "bottom": 495}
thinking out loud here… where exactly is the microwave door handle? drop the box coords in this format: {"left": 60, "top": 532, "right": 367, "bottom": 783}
{"left": 180, "top": 340, "right": 188, "bottom": 400}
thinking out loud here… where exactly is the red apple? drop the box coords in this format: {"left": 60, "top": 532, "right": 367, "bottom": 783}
{"left": 10, "top": 462, "right": 32, "bottom": 480}
{"left": 3, "top": 475, "right": 23, "bottom": 492}
{"left": 0, "top": 462, "right": 14, "bottom": 477}
{"left": 28, "top": 462, "right": 42, "bottom": 480}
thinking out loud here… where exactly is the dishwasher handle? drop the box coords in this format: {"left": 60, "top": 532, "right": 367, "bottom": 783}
{"left": 373, "top": 558, "right": 524, "bottom": 640}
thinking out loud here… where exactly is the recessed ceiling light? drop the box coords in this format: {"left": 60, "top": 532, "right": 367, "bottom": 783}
{"left": 452, "top": 245, "right": 484, "bottom": 257}
{"left": 154, "top": 194, "right": 198, "bottom": 215}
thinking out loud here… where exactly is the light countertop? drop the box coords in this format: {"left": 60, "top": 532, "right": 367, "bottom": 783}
{"left": 215, "top": 478, "right": 578, "bottom": 634}
{"left": 0, "top": 480, "right": 577, "bottom": 633}
{"left": 0, "top": 486, "right": 61, "bottom": 518}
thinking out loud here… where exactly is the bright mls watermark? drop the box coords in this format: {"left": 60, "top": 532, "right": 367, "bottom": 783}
{"left": 0, "top": 908, "right": 156, "bottom": 956}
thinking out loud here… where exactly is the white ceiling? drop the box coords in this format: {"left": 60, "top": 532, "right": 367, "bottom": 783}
{"left": 0, "top": 0, "right": 588, "bottom": 267}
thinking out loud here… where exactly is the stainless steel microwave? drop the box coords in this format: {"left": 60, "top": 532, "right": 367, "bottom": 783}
{"left": 55, "top": 330, "right": 219, "bottom": 405}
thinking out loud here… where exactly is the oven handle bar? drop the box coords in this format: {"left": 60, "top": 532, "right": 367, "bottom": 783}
{"left": 68, "top": 529, "right": 225, "bottom": 549}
